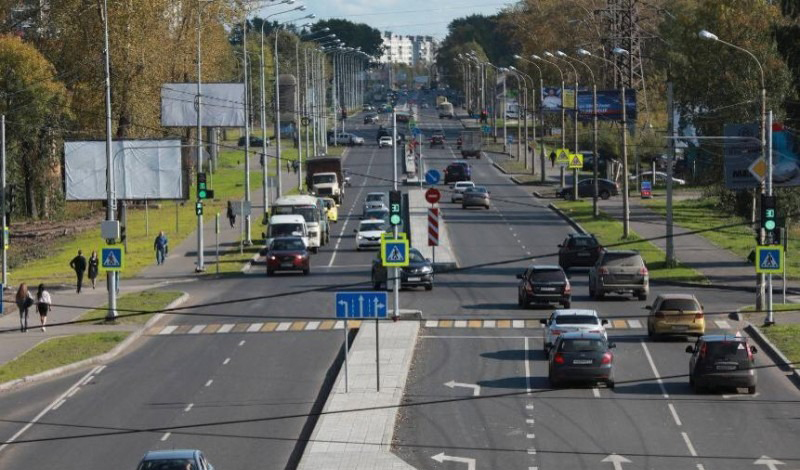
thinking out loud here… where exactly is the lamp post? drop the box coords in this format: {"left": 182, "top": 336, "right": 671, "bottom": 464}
{"left": 553, "top": 50, "right": 580, "bottom": 201}
{"left": 514, "top": 55, "right": 546, "bottom": 179}
{"left": 502, "top": 68, "right": 524, "bottom": 163}
{"left": 533, "top": 54, "right": 566, "bottom": 189}
{"left": 101, "top": 0, "right": 117, "bottom": 319}
{"left": 699, "top": 29, "right": 769, "bottom": 316}
{"left": 572, "top": 49, "right": 600, "bottom": 217}
{"left": 509, "top": 65, "right": 536, "bottom": 173}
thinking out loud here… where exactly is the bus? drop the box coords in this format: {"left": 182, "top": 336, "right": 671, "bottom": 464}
{"left": 271, "top": 195, "right": 326, "bottom": 253}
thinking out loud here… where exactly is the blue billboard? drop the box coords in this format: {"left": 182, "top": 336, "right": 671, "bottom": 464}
{"left": 577, "top": 89, "right": 637, "bottom": 121}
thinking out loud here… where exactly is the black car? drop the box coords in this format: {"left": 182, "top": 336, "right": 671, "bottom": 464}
{"left": 558, "top": 233, "right": 603, "bottom": 270}
{"left": 581, "top": 153, "right": 609, "bottom": 173}
{"left": 238, "top": 135, "right": 268, "bottom": 147}
{"left": 558, "top": 178, "right": 619, "bottom": 200}
{"left": 444, "top": 163, "right": 470, "bottom": 184}
{"left": 430, "top": 131, "right": 445, "bottom": 148}
{"left": 548, "top": 332, "right": 616, "bottom": 388}
{"left": 686, "top": 335, "right": 758, "bottom": 394}
{"left": 372, "top": 248, "right": 433, "bottom": 290}
{"left": 516, "top": 265, "right": 571, "bottom": 308}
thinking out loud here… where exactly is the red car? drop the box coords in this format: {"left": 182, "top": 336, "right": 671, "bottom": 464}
{"left": 266, "top": 236, "right": 310, "bottom": 276}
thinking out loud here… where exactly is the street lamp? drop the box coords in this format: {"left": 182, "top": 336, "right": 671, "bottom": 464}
{"left": 514, "top": 54, "right": 547, "bottom": 179}
{"left": 564, "top": 49, "right": 599, "bottom": 217}
{"left": 554, "top": 50, "right": 581, "bottom": 200}
{"left": 698, "top": 28, "right": 769, "bottom": 318}
{"left": 509, "top": 65, "right": 537, "bottom": 173}
{"left": 502, "top": 67, "right": 525, "bottom": 163}
{"left": 533, "top": 53, "right": 567, "bottom": 188}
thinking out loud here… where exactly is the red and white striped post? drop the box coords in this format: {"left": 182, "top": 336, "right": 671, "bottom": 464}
{"left": 428, "top": 208, "right": 439, "bottom": 270}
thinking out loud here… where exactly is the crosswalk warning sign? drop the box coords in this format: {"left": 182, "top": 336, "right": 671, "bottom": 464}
{"left": 101, "top": 247, "right": 124, "bottom": 271}
{"left": 380, "top": 234, "right": 409, "bottom": 267}
{"left": 755, "top": 246, "right": 782, "bottom": 274}
{"left": 568, "top": 153, "right": 584, "bottom": 169}
{"left": 555, "top": 148, "right": 570, "bottom": 165}
{"left": 388, "top": 246, "right": 403, "bottom": 262}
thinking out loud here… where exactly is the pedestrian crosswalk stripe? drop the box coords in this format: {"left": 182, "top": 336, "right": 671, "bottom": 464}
{"left": 261, "top": 322, "right": 278, "bottom": 332}
{"left": 276, "top": 322, "right": 292, "bottom": 332}
{"left": 512, "top": 320, "right": 525, "bottom": 328}
{"left": 320, "top": 320, "right": 336, "bottom": 330}
{"left": 247, "top": 323, "right": 263, "bottom": 333}
{"left": 484, "top": 320, "right": 496, "bottom": 328}
{"left": 217, "top": 323, "right": 235, "bottom": 333}
{"left": 425, "top": 320, "right": 438, "bottom": 328}
{"left": 716, "top": 320, "right": 731, "bottom": 329}
{"left": 306, "top": 321, "right": 320, "bottom": 331}
{"left": 203, "top": 324, "right": 221, "bottom": 334}
{"left": 232, "top": 323, "right": 249, "bottom": 333}
{"left": 333, "top": 320, "right": 344, "bottom": 330}
{"left": 159, "top": 325, "right": 178, "bottom": 335}
{"left": 612, "top": 320, "right": 628, "bottom": 329}
{"left": 627, "top": 319, "right": 642, "bottom": 329}
{"left": 189, "top": 325, "right": 204, "bottom": 334}
{"left": 290, "top": 321, "right": 307, "bottom": 331}
{"left": 497, "top": 320, "right": 511, "bottom": 328}
{"left": 455, "top": 320, "right": 468, "bottom": 328}
{"left": 468, "top": 320, "right": 482, "bottom": 328}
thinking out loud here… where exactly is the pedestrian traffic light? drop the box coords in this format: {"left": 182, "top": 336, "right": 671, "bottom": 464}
{"left": 761, "top": 194, "right": 777, "bottom": 244}
{"left": 389, "top": 190, "right": 402, "bottom": 226}
{"left": 120, "top": 224, "right": 126, "bottom": 243}
{"left": 197, "top": 172, "right": 214, "bottom": 199}
{"left": 196, "top": 201, "right": 203, "bottom": 216}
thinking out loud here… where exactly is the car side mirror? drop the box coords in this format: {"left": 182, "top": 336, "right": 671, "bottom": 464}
{"left": 685, "top": 345, "right": 695, "bottom": 353}
{"left": 426, "top": 258, "right": 431, "bottom": 262}
{"left": 750, "top": 345, "right": 758, "bottom": 354}
{"left": 601, "top": 319, "right": 608, "bottom": 325}
{"left": 353, "top": 229, "right": 358, "bottom": 233}
{"left": 557, "top": 244, "right": 563, "bottom": 248}
{"left": 644, "top": 305, "right": 652, "bottom": 310}
{"left": 540, "top": 319, "right": 547, "bottom": 325}
{"left": 516, "top": 273, "right": 524, "bottom": 279}
{"left": 545, "top": 342, "right": 553, "bottom": 349}
{"left": 608, "top": 342, "right": 616, "bottom": 349}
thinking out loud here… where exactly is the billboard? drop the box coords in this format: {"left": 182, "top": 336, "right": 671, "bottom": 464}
{"left": 65, "top": 140, "right": 184, "bottom": 201}
{"left": 541, "top": 87, "right": 564, "bottom": 111}
{"left": 161, "top": 83, "right": 245, "bottom": 127}
{"left": 724, "top": 122, "right": 800, "bottom": 189}
{"left": 577, "top": 89, "right": 637, "bottom": 121}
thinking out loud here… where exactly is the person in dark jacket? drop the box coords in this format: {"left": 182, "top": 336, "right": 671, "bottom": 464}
{"left": 227, "top": 201, "right": 236, "bottom": 228}
{"left": 69, "top": 250, "right": 87, "bottom": 293}
{"left": 154, "top": 231, "right": 168, "bottom": 265}
{"left": 15, "top": 283, "right": 34, "bottom": 332}
{"left": 88, "top": 250, "right": 99, "bottom": 289}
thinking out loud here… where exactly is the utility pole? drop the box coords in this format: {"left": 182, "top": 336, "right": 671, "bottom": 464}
{"left": 1, "top": 115, "right": 6, "bottom": 290}
{"left": 102, "top": 0, "right": 117, "bottom": 320}
{"left": 274, "top": 30, "right": 283, "bottom": 198}
{"left": 195, "top": 2, "right": 205, "bottom": 271}
{"left": 242, "top": 14, "right": 252, "bottom": 244}
{"left": 666, "top": 81, "right": 675, "bottom": 266}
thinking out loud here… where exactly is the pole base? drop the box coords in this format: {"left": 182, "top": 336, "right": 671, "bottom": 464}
{"left": 195, "top": 266, "right": 206, "bottom": 273}
{"left": 763, "top": 320, "right": 775, "bottom": 327}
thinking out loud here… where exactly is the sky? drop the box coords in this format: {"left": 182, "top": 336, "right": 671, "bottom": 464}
{"left": 254, "top": 0, "right": 511, "bottom": 40}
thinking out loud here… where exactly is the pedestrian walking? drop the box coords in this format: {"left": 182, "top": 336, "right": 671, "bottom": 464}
{"left": 88, "top": 250, "right": 99, "bottom": 289}
{"left": 69, "top": 250, "right": 87, "bottom": 293}
{"left": 549, "top": 150, "right": 557, "bottom": 168}
{"left": 154, "top": 231, "right": 168, "bottom": 265}
{"left": 35, "top": 284, "right": 51, "bottom": 332}
{"left": 15, "top": 283, "right": 34, "bottom": 332}
{"left": 292, "top": 160, "right": 299, "bottom": 174}
{"left": 286, "top": 160, "right": 291, "bottom": 173}
{"left": 227, "top": 201, "right": 236, "bottom": 228}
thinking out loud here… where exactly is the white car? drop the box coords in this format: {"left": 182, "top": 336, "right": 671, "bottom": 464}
{"left": 629, "top": 171, "right": 686, "bottom": 185}
{"left": 451, "top": 181, "right": 476, "bottom": 202}
{"left": 378, "top": 135, "right": 394, "bottom": 148}
{"left": 540, "top": 309, "right": 608, "bottom": 352}
{"left": 354, "top": 219, "right": 387, "bottom": 250}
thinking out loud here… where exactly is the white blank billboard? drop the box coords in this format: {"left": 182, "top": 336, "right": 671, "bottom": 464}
{"left": 65, "top": 140, "right": 184, "bottom": 200}
{"left": 161, "top": 83, "right": 245, "bottom": 127}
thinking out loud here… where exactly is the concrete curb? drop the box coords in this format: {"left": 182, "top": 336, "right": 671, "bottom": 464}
{"left": 547, "top": 202, "right": 588, "bottom": 234}
{"left": 0, "top": 292, "right": 189, "bottom": 393}
{"left": 744, "top": 322, "right": 800, "bottom": 383}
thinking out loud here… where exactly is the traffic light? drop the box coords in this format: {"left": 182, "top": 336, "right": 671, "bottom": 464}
{"left": 197, "top": 172, "right": 214, "bottom": 199}
{"left": 195, "top": 201, "right": 204, "bottom": 216}
{"left": 389, "top": 190, "right": 402, "bottom": 226}
{"left": 120, "top": 224, "right": 127, "bottom": 243}
{"left": 761, "top": 194, "right": 777, "bottom": 244}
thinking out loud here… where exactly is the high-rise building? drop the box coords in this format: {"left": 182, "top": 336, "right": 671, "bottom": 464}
{"left": 379, "top": 32, "right": 437, "bottom": 66}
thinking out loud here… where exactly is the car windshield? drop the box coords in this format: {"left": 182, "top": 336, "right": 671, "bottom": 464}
{"left": 360, "top": 222, "right": 386, "bottom": 232}
{"left": 659, "top": 299, "right": 700, "bottom": 311}
{"left": 367, "top": 194, "right": 385, "bottom": 202}
{"left": 468, "top": 187, "right": 488, "bottom": 193}
{"left": 366, "top": 210, "right": 388, "bottom": 219}
{"left": 322, "top": 200, "right": 334, "bottom": 209}
{"left": 271, "top": 224, "right": 303, "bottom": 237}
{"left": 706, "top": 341, "right": 749, "bottom": 360}
{"left": 531, "top": 270, "right": 564, "bottom": 282}
{"left": 555, "top": 315, "right": 599, "bottom": 326}
{"left": 313, "top": 175, "right": 336, "bottom": 184}
{"left": 559, "top": 339, "right": 606, "bottom": 353}
{"left": 271, "top": 239, "right": 305, "bottom": 251}
{"left": 138, "top": 460, "right": 195, "bottom": 470}
{"left": 602, "top": 253, "right": 643, "bottom": 267}
{"left": 292, "top": 207, "right": 318, "bottom": 222}
{"left": 409, "top": 250, "right": 425, "bottom": 262}
{"left": 570, "top": 237, "right": 598, "bottom": 248}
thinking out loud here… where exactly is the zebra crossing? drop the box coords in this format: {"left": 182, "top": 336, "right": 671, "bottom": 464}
{"left": 145, "top": 318, "right": 736, "bottom": 336}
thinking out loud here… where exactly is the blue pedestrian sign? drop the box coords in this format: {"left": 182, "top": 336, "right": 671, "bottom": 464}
{"left": 335, "top": 291, "right": 388, "bottom": 318}
{"left": 755, "top": 246, "right": 783, "bottom": 274}
{"left": 425, "top": 169, "right": 441, "bottom": 185}
{"left": 482, "top": 125, "right": 491, "bottom": 135}
{"left": 412, "top": 127, "right": 422, "bottom": 137}
{"left": 380, "top": 232, "right": 409, "bottom": 267}
{"left": 101, "top": 247, "right": 124, "bottom": 271}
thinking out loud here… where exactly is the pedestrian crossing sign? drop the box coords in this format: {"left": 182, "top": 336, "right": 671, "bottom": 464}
{"left": 755, "top": 246, "right": 782, "bottom": 274}
{"left": 101, "top": 247, "right": 124, "bottom": 271}
{"left": 555, "top": 148, "right": 570, "bottom": 165}
{"left": 380, "top": 232, "right": 409, "bottom": 267}
{"left": 568, "top": 153, "right": 584, "bottom": 169}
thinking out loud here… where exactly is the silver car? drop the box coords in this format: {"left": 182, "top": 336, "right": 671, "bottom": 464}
{"left": 362, "top": 192, "right": 387, "bottom": 216}
{"left": 589, "top": 250, "right": 649, "bottom": 300}
{"left": 462, "top": 186, "right": 490, "bottom": 209}
{"left": 540, "top": 309, "right": 608, "bottom": 352}
{"left": 451, "top": 181, "right": 475, "bottom": 202}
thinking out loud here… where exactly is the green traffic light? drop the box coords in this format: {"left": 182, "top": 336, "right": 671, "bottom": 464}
{"left": 390, "top": 214, "right": 401, "bottom": 225}
{"left": 198, "top": 190, "right": 207, "bottom": 199}
{"left": 765, "top": 220, "right": 776, "bottom": 231}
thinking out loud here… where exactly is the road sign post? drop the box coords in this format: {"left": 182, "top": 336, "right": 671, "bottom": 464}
{"left": 336, "top": 291, "right": 388, "bottom": 392}
{"left": 755, "top": 246, "right": 783, "bottom": 274}
{"left": 101, "top": 246, "right": 124, "bottom": 271}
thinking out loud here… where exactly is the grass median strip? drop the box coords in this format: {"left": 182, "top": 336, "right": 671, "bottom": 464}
{"left": 0, "top": 332, "right": 129, "bottom": 384}
{"left": 760, "top": 324, "right": 800, "bottom": 365}
{"left": 554, "top": 200, "right": 707, "bottom": 283}
{"left": 78, "top": 290, "right": 183, "bottom": 325}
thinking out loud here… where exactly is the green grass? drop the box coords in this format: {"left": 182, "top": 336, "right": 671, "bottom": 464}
{"left": 0, "top": 332, "right": 129, "bottom": 383}
{"left": 760, "top": 324, "right": 800, "bottom": 364}
{"left": 554, "top": 200, "right": 707, "bottom": 283}
{"left": 77, "top": 290, "right": 183, "bottom": 325}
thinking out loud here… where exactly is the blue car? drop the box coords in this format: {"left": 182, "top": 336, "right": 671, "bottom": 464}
{"left": 137, "top": 449, "right": 215, "bottom": 470}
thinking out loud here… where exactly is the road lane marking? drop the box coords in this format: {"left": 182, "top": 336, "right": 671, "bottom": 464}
{"left": 247, "top": 322, "right": 263, "bottom": 332}
{"left": 67, "top": 387, "right": 80, "bottom": 398}
{"left": 51, "top": 399, "right": 66, "bottom": 410}
{"left": 527, "top": 433, "right": 535, "bottom": 439}
{"left": 715, "top": 320, "right": 731, "bottom": 329}
{"left": 238, "top": 340, "right": 246, "bottom": 346}
{"left": 592, "top": 387, "right": 601, "bottom": 398}
{"left": 160, "top": 432, "right": 171, "bottom": 441}
{"left": 305, "top": 321, "right": 320, "bottom": 330}
{"left": 204, "top": 379, "right": 213, "bottom": 387}
{"left": 640, "top": 340, "right": 669, "bottom": 398}
{"left": 217, "top": 323, "right": 235, "bottom": 333}
{"left": 627, "top": 319, "right": 642, "bottom": 329}
{"left": 527, "top": 448, "right": 537, "bottom": 455}
{"left": 681, "top": 432, "right": 698, "bottom": 456}
{"left": 0, "top": 366, "right": 102, "bottom": 455}
{"left": 668, "top": 403, "right": 682, "bottom": 426}
{"left": 95, "top": 365, "right": 106, "bottom": 374}
{"left": 184, "top": 403, "right": 194, "bottom": 412}
{"left": 158, "top": 325, "right": 178, "bottom": 335}
{"left": 526, "top": 403, "right": 534, "bottom": 410}
{"left": 425, "top": 320, "right": 438, "bottom": 327}
{"left": 525, "top": 337, "right": 532, "bottom": 393}
{"left": 223, "top": 358, "right": 231, "bottom": 365}
{"left": 80, "top": 375, "right": 95, "bottom": 386}
{"left": 189, "top": 324, "right": 205, "bottom": 334}
{"left": 526, "top": 418, "right": 535, "bottom": 424}
{"left": 276, "top": 322, "right": 292, "bottom": 331}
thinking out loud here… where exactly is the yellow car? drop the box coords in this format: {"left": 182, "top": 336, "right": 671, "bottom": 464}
{"left": 646, "top": 293, "right": 705, "bottom": 337}
{"left": 321, "top": 197, "right": 338, "bottom": 223}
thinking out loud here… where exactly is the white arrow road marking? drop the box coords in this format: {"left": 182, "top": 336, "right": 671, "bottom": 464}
{"left": 431, "top": 452, "right": 476, "bottom": 470}
{"left": 601, "top": 454, "right": 631, "bottom": 470}
{"left": 444, "top": 380, "right": 481, "bottom": 396}
{"left": 754, "top": 455, "right": 785, "bottom": 469}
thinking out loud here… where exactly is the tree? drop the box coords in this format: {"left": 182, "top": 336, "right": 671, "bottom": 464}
{"left": 0, "top": 35, "right": 70, "bottom": 218}
{"left": 310, "top": 19, "right": 383, "bottom": 58}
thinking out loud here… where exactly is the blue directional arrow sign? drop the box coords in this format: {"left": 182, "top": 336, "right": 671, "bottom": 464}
{"left": 101, "top": 247, "right": 124, "bottom": 271}
{"left": 412, "top": 127, "right": 422, "bottom": 137}
{"left": 425, "top": 169, "right": 441, "bottom": 185}
{"left": 755, "top": 246, "right": 783, "bottom": 274}
{"left": 335, "top": 291, "right": 388, "bottom": 318}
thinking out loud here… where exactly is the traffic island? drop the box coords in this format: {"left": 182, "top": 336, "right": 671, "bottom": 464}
{"left": 408, "top": 188, "right": 458, "bottom": 272}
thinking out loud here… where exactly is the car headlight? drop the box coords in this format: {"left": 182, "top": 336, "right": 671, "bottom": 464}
{"left": 357, "top": 235, "right": 364, "bottom": 240}
{"left": 420, "top": 266, "right": 433, "bottom": 273}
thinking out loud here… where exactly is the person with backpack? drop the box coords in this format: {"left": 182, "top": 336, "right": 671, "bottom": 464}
{"left": 36, "top": 284, "right": 51, "bottom": 332}
{"left": 15, "top": 283, "right": 34, "bottom": 332}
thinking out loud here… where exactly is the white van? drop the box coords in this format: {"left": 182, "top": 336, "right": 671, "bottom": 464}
{"left": 266, "top": 214, "right": 309, "bottom": 248}
{"left": 272, "top": 195, "right": 323, "bottom": 252}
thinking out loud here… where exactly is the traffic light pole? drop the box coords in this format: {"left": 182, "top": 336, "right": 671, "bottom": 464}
{"left": 766, "top": 110, "right": 774, "bottom": 325}
{"left": 392, "top": 110, "right": 399, "bottom": 322}
{"left": 196, "top": 3, "right": 205, "bottom": 272}
{"left": 1, "top": 115, "right": 6, "bottom": 291}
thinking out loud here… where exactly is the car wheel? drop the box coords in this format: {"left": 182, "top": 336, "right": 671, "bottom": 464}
{"left": 595, "top": 289, "right": 605, "bottom": 300}
{"left": 637, "top": 291, "right": 647, "bottom": 301}
{"left": 562, "top": 301, "right": 571, "bottom": 309}
{"left": 373, "top": 280, "right": 381, "bottom": 290}
{"left": 548, "top": 374, "right": 560, "bottom": 389}
{"left": 266, "top": 269, "right": 274, "bottom": 276}
{"left": 588, "top": 286, "right": 595, "bottom": 299}
{"left": 303, "top": 268, "right": 310, "bottom": 276}
{"left": 600, "top": 189, "right": 611, "bottom": 200}
{"left": 748, "top": 385, "right": 757, "bottom": 394}
{"left": 606, "top": 379, "right": 615, "bottom": 390}
{"left": 425, "top": 284, "right": 433, "bottom": 291}
{"left": 647, "top": 323, "right": 654, "bottom": 338}
{"left": 485, "top": 204, "right": 490, "bottom": 210}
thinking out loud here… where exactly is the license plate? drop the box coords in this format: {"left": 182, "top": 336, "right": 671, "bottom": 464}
{"left": 671, "top": 325, "right": 689, "bottom": 331}
{"left": 578, "top": 252, "right": 590, "bottom": 257}
{"left": 573, "top": 359, "right": 593, "bottom": 365}
{"left": 281, "top": 262, "right": 293, "bottom": 268}
{"left": 407, "top": 277, "right": 421, "bottom": 282}
{"left": 540, "top": 287, "right": 556, "bottom": 292}
{"left": 716, "top": 365, "right": 737, "bottom": 371}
